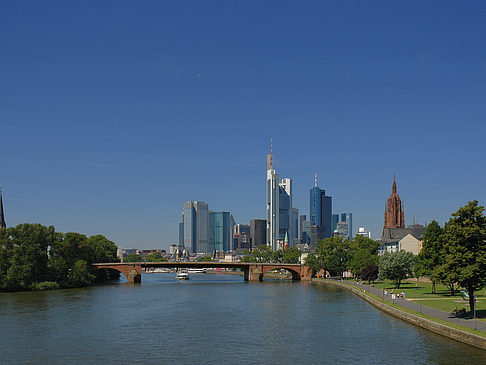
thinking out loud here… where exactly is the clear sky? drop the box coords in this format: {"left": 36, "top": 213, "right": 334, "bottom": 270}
{"left": 1, "top": 1, "right": 485, "bottom": 249}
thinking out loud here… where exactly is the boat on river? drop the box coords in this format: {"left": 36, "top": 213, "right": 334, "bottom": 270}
{"left": 176, "top": 269, "right": 189, "bottom": 280}
{"left": 187, "top": 268, "right": 206, "bottom": 274}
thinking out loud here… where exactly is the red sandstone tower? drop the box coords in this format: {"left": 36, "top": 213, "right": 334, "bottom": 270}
{"left": 383, "top": 175, "right": 404, "bottom": 235}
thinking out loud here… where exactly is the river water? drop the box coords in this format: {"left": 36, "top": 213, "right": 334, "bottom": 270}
{"left": 1, "top": 273, "right": 485, "bottom": 364}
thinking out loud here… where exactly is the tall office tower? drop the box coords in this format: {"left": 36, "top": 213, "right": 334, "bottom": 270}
{"left": 182, "top": 201, "right": 209, "bottom": 253}
{"left": 340, "top": 213, "right": 353, "bottom": 241}
{"left": 332, "top": 214, "right": 339, "bottom": 233}
{"left": 279, "top": 177, "right": 293, "bottom": 246}
{"left": 234, "top": 224, "right": 250, "bottom": 235}
{"left": 178, "top": 221, "right": 184, "bottom": 249}
{"left": 209, "top": 211, "right": 231, "bottom": 252}
{"left": 336, "top": 222, "right": 348, "bottom": 238}
{"left": 266, "top": 140, "right": 294, "bottom": 250}
{"left": 299, "top": 215, "right": 306, "bottom": 242}
{"left": 309, "top": 173, "right": 333, "bottom": 238}
{"left": 291, "top": 207, "right": 299, "bottom": 246}
{"left": 250, "top": 219, "right": 266, "bottom": 248}
{"left": 0, "top": 190, "right": 5, "bottom": 230}
{"left": 230, "top": 214, "right": 236, "bottom": 250}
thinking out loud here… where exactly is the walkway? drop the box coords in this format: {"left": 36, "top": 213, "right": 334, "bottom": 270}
{"left": 345, "top": 280, "right": 486, "bottom": 333}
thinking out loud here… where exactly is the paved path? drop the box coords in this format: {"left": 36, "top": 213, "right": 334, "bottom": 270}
{"left": 344, "top": 280, "right": 486, "bottom": 333}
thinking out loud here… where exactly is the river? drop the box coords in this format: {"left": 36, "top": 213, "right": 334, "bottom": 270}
{"left": 1, "top": 273, "right": 485, "bottom": 364}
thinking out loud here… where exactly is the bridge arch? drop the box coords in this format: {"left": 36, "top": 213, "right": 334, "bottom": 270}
{"left": 93, "top": 264, "right": 142, "bottom": 283}
{"left": 261, "top": 266, "right": 302, "bottom": 281}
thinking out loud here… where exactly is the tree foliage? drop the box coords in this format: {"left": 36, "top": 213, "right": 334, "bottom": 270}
{"left": 361, "top": 265, "right": 378, "bottom": 284}
{"left": 0, "top": 223, "right": 120, "bottom": 291}
{"left": 348, "top": 236, "right": 379, "bottom": 278}
{"left": 379, "top": 251, "right": 415, "bottom": 288}
{"left": 241, "top": 245, "right": 301, "bottom": 264}
{"left": 415, "top": 220, "right": 443, "bottom": 294}
{"left": 146, "top": 252, "right": 167, "bottom": 262}
{"left": 124, "top": 254, "right": 143, "bottom": 263}
{"left": 316, "top": 237, "right": 350, "bottom": 278}
{"left": 440, "top": 201, "right": 486, "bottom": 312}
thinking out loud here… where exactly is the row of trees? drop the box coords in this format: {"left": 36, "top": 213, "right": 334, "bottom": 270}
{"left": 124, "top": 252, "right": 168, "bottom": 262}
{"left": 0, "top": 223, "right": 119, "bottom": 291}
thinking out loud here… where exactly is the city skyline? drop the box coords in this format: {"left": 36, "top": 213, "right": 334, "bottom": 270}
{"left": 1, "top": 2, "right": 485, "bottom": 249}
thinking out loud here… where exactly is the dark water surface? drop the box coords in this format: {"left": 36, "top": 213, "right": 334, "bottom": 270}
{"left": 1, "top": 273, "right": 485, "bottom": 364}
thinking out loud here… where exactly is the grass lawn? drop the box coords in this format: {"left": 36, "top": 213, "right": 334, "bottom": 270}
{"left": 356, "top": 278, "right": 486, "bottom": 320}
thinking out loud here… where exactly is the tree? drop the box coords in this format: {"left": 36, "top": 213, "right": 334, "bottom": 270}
{"left": 316, "top": 237, "right": 350, "bottom": 278}
{"left": 146, "top": 252, "right": 167, "bottom": 262}
{"left": 440, "top": 201, "right": 486, "bottom": 313}
{"left": 348, "top": 236, "right": 379, "bottom": 278}
{"left": 68, "top": 260, "right": 94, "bottom": 287}
{"left": 304, "top": 253, "right": 323, "bottom": 276}
{"left": 124, "top": 254, "right": 142, "bottom": 262}
{"left": 241, "top": 245, "right": 273, "bottom": 263}
{"left": 282, "top": 247, "right": 301, "bottom": 264}
{"left": 361, "top": 265, "right": 378, "bottom": 284}
{"left": 379, "top": 251, "right": 415, "bottom": 288}
{"left": 415, "top": 220, "right": 443, "bottom": 294}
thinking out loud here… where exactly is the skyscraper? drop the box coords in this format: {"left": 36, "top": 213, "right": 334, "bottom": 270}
{"left": 250, "top": 219, "right": 266, "bottom": 248}
{"left": 209, "top": 211, "right": 231, "bottom": 252}
{"left": 266, "top": 140, "right": 294, "bottom": 250}
{"left": 291, "top": 207, "right": 299, "bottom": 246}
{"left": 332, "top": 214, "right": 339, "bottom": 233}
{"left": 309, "top": 173, "right": 332, "bottom": 238}
{"left": 340, "top": 213, "right": 353, "bottom": 241}
{"left": 182, "top": 201, "right": 209, "bottom": 253}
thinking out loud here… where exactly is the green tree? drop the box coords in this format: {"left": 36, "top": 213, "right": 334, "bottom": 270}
{"left": 241, "top": 245, "right": 273, "bottom": 263}
{"left": 124, "top": 253, "right": 142, "bottom": 262}
{"left": 7, "top": 224, "right": 56, "bottom": 289}
{"left": 68, "top": 259, "right": 94, "bottom": 287}
{"left": 379, "top": 251, "right": 415, "bottom": 288}
{"left": 304, "top": 252, "right": 324, "bottom": 277}
{"left": 440, "top": 201, "right": 486, "bottom": 313}
{"left": 348, "top": 236, "right": 379, "bottom": 278}
{"left": 415, "top": 220, "right": 443, "bottom": 294}
{"left": 0, "top": 228, "right": 13, "bottom": 290}
{"left": 146, "top": 252, "right": 167, "bottom": 262}
{"left": 282, "top": 247, "right": 301, "bottom": 264}
{"left": 316, "top": 237, "right": 350, "bottom": 278}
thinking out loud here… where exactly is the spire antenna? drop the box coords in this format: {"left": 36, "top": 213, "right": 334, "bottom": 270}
{"left": 314, "top": 172, "right": 318, "bottom": 187}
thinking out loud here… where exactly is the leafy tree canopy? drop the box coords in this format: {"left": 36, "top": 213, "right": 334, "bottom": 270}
{"left": 379, "top": 250, "right": 415, "bottom": 288}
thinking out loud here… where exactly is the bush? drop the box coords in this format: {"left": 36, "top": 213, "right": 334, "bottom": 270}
{"left": 32, "top": 281, "right": 60, "bottom": 291}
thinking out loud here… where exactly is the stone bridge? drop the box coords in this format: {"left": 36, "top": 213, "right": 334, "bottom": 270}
{"left": 92, "top": 262, "right": 312, "bottom": 283}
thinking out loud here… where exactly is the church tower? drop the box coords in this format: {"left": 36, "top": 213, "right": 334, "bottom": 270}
{"left": 383, "top": 175, "right": 404, "bottom": 235}
{"left": 0, "top": 189, "right": 6, "bottom": 230}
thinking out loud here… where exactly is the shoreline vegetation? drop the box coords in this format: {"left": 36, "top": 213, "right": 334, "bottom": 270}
{"left": 313, "top": 278, "right": 486, "bottom": 351}
{"left": 0, "top": 223, "right": 120, "bottom": 292}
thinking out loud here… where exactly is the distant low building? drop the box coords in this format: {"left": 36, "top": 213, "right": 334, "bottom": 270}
{"left": 379, "top": 224, "right": 425, "bottom": 255}
{"left": 356, "top": 227, "right": 371, "bottom": 239}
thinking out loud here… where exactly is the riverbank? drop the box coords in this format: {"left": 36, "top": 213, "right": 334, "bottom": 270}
{"left": 312, "top": 278, "right": 486, "bottom": 351}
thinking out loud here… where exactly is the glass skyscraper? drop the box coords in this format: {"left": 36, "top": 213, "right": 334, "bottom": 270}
{"left": 182, "top": 201, "right": 209, "bottom": 253}
{"left": 209, "top": 211, "right": 231, "bottom": 252}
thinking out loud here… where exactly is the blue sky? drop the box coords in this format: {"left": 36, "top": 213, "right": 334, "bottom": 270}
{"left": 1, "top": 1, "right": 485, "bottom": 249}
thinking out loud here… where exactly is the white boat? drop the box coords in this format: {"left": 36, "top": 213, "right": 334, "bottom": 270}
{"left": 145, "top": 267, "right": 170, "bottom": 273}
{"left": 176, "top": 269, "right": 189, "bottom": 280}
{"left": 187, "top": 268, "right": 206, "bottom": 274}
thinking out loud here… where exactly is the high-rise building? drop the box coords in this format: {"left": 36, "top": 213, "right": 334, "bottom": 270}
{"left": 383, "top": 175, "right": 405, "bottom": 236}
{"left": 309, "top": 173, "right": 332, "bottom": 238}
{"left": 266, "top": 140, "right": 294, "bottom": 250}
{"left": 340, "top": 213, "right": 353, "bottom": 241}
{"left": 332, "top": 214, "right": 339, "bottom": 233}
{"left": 182, "top": 201, "right": 209, "bottom": 253}
{"left": 336, "top": 222, "right": 348, "bottom": 238}
{"left": 250, "top": 219, "right": 266, "bottom": 248}
{"left": 209, "top": 211, "right": 231, "bottom": 252}
{"left": 291, "top": 207, "right": 299, "bottom": 246}
{"left": 0, "top": 190, "right": 5, "bottom": 230}
{"left": 299, "top": 215, "right": 306, "bottom": 241}
{"left": 233, "top": 232, "right": 251, "bottom": 250}
{"left": 234, "top": 224, "right": 250, "bottom": 235}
